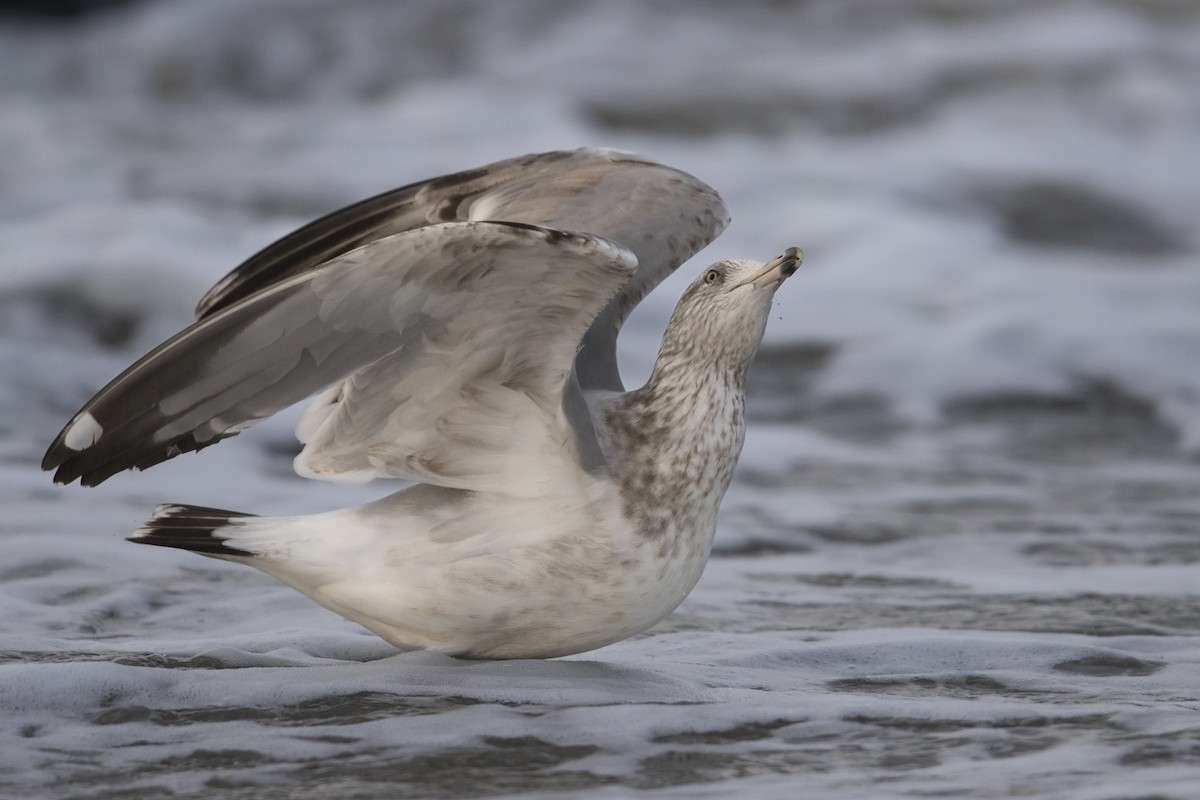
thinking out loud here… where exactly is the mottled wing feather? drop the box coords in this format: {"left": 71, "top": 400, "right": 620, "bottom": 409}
{"left": 43, "top": 222, "right": 636, "bottom": 489}
{"left": 196, "top": 148, "right": 728, "bottom": 390}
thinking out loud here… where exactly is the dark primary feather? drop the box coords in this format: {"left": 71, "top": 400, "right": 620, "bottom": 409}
{"left": 193, "top": 154, "right": 584, "bottom": 317}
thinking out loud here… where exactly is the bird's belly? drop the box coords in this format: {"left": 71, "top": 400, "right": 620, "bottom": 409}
{"left": 310, "top": 527, "right": 711, "bottom": 659}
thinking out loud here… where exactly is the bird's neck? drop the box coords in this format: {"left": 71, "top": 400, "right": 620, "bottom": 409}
{"left": 602, "top": 346, "right": 749, "bottom": 558}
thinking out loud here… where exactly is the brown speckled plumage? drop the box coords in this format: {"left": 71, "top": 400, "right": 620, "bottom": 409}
{"left": 600, "top": 255, "right": 783, "bottom": 570}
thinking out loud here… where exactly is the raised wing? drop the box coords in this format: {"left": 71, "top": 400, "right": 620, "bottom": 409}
{"left": 196, "top": 148, "right": 728, "bottom": 390}
{"left": 43, "top": 222, "right": 636, "bottom": 490}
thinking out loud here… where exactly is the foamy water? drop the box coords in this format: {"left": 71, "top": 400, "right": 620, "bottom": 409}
{"left": 2, "top": 1, "right": 1198, "bottom": 797}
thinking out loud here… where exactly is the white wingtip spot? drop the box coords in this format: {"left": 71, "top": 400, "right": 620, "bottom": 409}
{"left": 63, "top": 412, "right": 104, "bottom": 451}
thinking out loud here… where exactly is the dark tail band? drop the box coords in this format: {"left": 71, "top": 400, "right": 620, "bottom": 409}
{"left": 129, "top": 503, "right": 256, "bottom": 557}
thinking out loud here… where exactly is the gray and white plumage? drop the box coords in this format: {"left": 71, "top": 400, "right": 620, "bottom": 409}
{"left": 43, "top": 148, "right": 802, "bottom": 659}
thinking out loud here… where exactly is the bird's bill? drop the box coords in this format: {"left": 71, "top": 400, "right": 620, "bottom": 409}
{"left": 735, "top": 247, "right": 804, "bottom": 289}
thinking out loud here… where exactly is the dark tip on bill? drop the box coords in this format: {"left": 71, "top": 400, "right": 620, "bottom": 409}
{"left": 779, "top": 247, "right": 803, "bottom": 276}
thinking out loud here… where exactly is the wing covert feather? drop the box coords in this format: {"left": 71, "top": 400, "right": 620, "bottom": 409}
{"left": 196, "top": 148, "right": 728, "bottom": 390}
{"left": 43, "top": 222, "right": 636, "bottom": 488}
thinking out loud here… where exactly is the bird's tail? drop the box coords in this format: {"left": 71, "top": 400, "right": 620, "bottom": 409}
{"left": 129, "top": 503, "right": 258, "bottom": 557}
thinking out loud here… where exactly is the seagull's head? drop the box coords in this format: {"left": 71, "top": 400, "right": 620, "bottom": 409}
{"left": 657, "top": 247, "right": 803, "bottom": 380}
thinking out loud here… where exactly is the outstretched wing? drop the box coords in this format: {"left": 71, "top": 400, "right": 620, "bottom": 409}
{"left": 42, "top": 222, "right": 636, "bottom": 491}
{"left": 196, "top": 148, "right": 728, "bottom": 390}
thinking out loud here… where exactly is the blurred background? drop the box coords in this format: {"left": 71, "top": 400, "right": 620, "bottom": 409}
{"left": 2, "top": 2, "right": 1199, "bottom": 797}
{"left": 2, "top": 0, "right": 1197, "bottom": 452}
{"left": 3, "top": 0, "right": 1198, "bottom": 435}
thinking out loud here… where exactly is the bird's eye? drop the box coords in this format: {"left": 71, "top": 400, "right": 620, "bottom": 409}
{"left": 704, "top": 269, "right": 720, "bottom": 285}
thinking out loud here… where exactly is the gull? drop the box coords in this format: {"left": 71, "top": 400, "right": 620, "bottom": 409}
{"left": 42, "top": 148, "right": 802, "bottom": 659}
